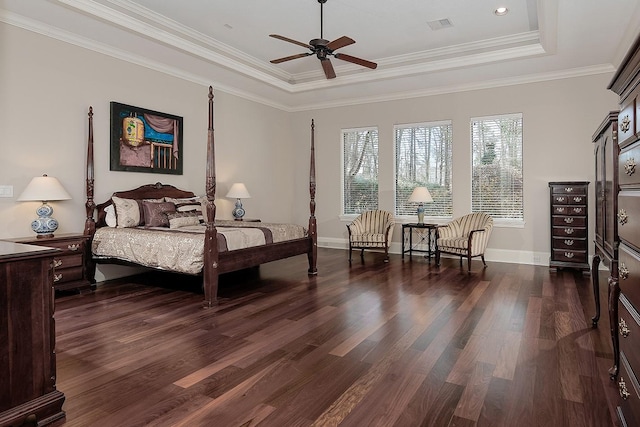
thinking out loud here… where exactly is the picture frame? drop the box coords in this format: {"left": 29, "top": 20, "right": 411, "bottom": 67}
{"left": 110, "top": 102, "right": 183, "bottom": 175}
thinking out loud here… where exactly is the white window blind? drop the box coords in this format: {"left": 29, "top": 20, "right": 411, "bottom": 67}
{"left": 342, "top": 127, "right": 379, "bottom": 214}
{"left": 395, "top": 121, "right": 453, "bottom": 217}
{"left": 471, "top": 113, "right": 523, "bottom": 220}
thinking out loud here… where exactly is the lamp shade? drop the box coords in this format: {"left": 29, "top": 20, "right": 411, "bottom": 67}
{"left": 18, "top": 175, "right": 72, "bottom": 202}
{"left": 407, "top": 186, "right": 433, "bottom": 203}
{"left": 226, "top": 183, "right": 251, "bottom": 199}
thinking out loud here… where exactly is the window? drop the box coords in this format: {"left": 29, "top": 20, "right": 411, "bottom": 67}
{"left": 395, "top": 121, "right": 453, "bottom": 217}
{"left": 471, "top": 113, "right": 523, "bottom": 220}
{"left": 342, "top": 127, "right": 379, "bottom": 214}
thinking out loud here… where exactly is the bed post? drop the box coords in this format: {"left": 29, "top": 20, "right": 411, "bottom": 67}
{"left": 202, "top": 86, "right": 219, "bottom": 307}
{"left": 308, "top": 119, "right": 318, "bottom": 275}
{"left": 84, "top": 106, "right": 97, "bottom": 283}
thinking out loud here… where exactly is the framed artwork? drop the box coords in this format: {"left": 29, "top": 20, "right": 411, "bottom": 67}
{"left": 110, "top": 102, "right": 183, "bottom": 175}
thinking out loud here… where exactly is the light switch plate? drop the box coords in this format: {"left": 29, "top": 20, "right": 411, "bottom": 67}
{"left": 0, "top": 185, "right": 14, "bottom": 197}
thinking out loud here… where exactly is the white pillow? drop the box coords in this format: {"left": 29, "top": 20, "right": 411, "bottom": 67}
{"left": 104, "top": 204, "right": 117, "bottom": 227}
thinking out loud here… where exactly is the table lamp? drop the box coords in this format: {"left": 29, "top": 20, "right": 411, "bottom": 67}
{"left": 226, "top": 183, "right": 251, "bottom": 220}
{"left": 407, "top": 186, "right": 433, "bottom": 224}
{"left": 17, "top": 174, "right": 72, "bottom": 238}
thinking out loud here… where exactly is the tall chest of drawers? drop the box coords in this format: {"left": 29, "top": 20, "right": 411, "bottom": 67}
{"left": 607, "top": 32, "right": 640, "bottom": 426}
{"left": 549, "top": 181, "right": 590, "bottom": 272}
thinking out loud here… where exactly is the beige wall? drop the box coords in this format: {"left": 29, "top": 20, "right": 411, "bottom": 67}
{"left": 0, "top": 22, "right": 623, "bottom": 279}
{"left": 290, "top": 75, "right": 620, "bottom": 264}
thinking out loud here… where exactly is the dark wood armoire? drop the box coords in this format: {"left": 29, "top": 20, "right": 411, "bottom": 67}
{"left": 591, "top": 112, "right": 619, "bottom": 328}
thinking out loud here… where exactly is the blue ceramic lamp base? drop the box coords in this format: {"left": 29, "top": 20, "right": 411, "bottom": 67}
{"left": 32, "top": 202, "right": 59, "bottom": 238}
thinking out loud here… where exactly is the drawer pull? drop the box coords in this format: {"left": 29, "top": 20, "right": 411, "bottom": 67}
{"left": 67, "top": 243, "right": 80, "bottom": 251}
{"left": 619, "top": 318, "right": 630, "bottom": 338}
{"left": 620, "top": 263, "right": 629, "bottom": 280}
{"left": 556, "top": 207, "right": 565, "bottom": 213}
{"left": 564, "top": 217, "right": 574, "bottom": 224}
{"left": 557, "top": 196, "right": 566, "bottom": 203}
{"left": 564, "top": 240, "right": 574, "bottom": 246}
{"left": 572, "top": 196, "right": 583, "bottom": 203}
{"left": 564, "top": 228, "right": 574, "bottom": 235}
{"left": 572, "top": 207, "right": 583, "bottom": 214}
{"left": 619, "top": 377, "right": 631, "bottom": 400}
{"left": 564, "top": 252, "right": 574, "bottom": 259}
{"left": 620, "top": 114, "right": 631, "bottom": 133}
{"left": 624, "top": 158, "right": 636, "bottom": 176}
{"left": 53, "top": 259, "right": 63, "bottom": 268}
{"left": 564, "top": 187, "right": 574, "bottom": 192}
{"left": 53, "top": 273, "right": 63, "bottom": 283}
{"left": 618, "top": 209, "right": 628, "bottom": 225}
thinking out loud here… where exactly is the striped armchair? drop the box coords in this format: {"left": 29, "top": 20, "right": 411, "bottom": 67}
{"left": 347, "top": 210, "right": 395, "bottom": 263}
{"left": 436, "top": 212, "right": 493, "bottom": 272}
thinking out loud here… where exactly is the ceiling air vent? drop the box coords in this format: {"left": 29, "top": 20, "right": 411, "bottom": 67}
{"left": 427, "top": 18, "right": 453, "bottom": 31}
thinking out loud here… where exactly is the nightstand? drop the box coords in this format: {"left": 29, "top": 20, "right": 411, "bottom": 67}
{"left": 8, "top": 233, "right": 93, "bottom": 293}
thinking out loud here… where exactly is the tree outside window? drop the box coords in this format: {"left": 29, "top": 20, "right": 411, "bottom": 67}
{"left": 342, "top": 127, "right": 379, "bottom": 214}
{"left": 471, "top": 114, "right": 523, "bottom": 220}
{"left": 395, "top": 121, "right": 453, "bottom": 218}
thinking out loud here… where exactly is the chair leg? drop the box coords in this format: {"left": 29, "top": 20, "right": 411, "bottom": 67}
{"left": 360, "top": 249, "right": 365, "bottom": 259}
{"left": 481, "top": 254, "right": 487, "bottom": 268}
{"left": 384, "top": 247, "right": 389, "bottom": 263}
{"left": 467, "top": 254, "right": 472, "bottom": 273}
{"left": 435, "top": 250, "right": 440, "bottom": 266}
{"left": 459, "top": 257, "right": 463, "bottom": 267}
{"left": 349, "top": 244, "right": 353, "bottom": 263}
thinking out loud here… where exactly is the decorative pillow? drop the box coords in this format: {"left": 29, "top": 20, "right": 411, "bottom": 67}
{"left": 167, "top": 211, "right": 201, "bottom": 229}
{"left": 166, "top": 196, "right": 207, "bottom": 222}
{"left": 141, "top": 201, "right": 176, "bottom": 227}
{"left": 104, "top": 204, "right": 117, "bottom": 227}
{"left": 112, "top": 196, "right": 143, "bottom": 228}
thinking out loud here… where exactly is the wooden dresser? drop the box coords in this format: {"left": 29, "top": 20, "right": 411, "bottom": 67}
{"left": 548, "top": 181, "right": 590, "bottom": 272}
{"left": 10, "top": 233, "right": 93, "bottom": 292}
{"left": 0, "top": 241, "right": 65, "bottom": 427}
{"left": 608, "top": 32, "right": 640, "bottom": 426}
{"left": 591, "top": 112, "right": 619, "bottom": 328}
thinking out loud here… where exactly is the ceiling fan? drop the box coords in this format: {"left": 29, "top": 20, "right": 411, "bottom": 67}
{"left": 269, "top": 0, "right": 377, "bottom": 79}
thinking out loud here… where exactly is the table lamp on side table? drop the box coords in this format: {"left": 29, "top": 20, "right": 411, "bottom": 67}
{"left": 226, "top": 183, "right": 251, "bottom": 220}
{"left": 17, "top": 174, "right": 72, "bottom": 238}
{"left": 408, "top": 186, "right": 433, "bottom": 225}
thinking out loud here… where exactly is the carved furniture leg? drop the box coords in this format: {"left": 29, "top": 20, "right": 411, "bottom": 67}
{"left": 591, "top": 254, "right": 601, "bottom": 328}
{"left": 609, "top": 274, "right": 620, "bottom": 379}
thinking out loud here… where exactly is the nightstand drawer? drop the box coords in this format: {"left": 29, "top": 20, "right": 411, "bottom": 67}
{"left": 53, "top": 266, "right": 84, "bottom": 285}
{"left": 41, "top": 239, "right": 85, "bottom": 254}
{"left": 53, "top": 253, "right": 83, "bottom": 269}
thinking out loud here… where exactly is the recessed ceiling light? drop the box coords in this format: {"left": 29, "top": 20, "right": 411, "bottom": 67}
{"left": 494, "top": 7, "right": 508, "bottom": 16}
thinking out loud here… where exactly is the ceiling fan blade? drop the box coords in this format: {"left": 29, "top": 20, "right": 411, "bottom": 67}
{"left": 269, "top": 34, "right": 312, "bottom": 50}
{"left": 326, "top": 36, "right": 355, "bottom": 52}
{"left": 320, "top": 58, "right": 336, "bottom": 79}
{"left": 334, "top": 53, "right": 378, "bottom": 69}
{"left": 270, "top": 53, "right": 312, "bottom": 64}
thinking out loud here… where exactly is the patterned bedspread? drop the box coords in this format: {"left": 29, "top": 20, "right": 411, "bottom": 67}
{"left": 91, "top": 220, "right": 307, "bottom": 274}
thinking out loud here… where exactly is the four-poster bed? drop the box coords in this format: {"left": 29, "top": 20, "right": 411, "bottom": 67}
{"left": 83, "top": 86, "right": 317, "bottom": 307}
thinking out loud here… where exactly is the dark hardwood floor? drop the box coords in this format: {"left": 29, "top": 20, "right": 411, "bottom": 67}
{"left": 54, "top": 248, "right": 620, "bottom": 426}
